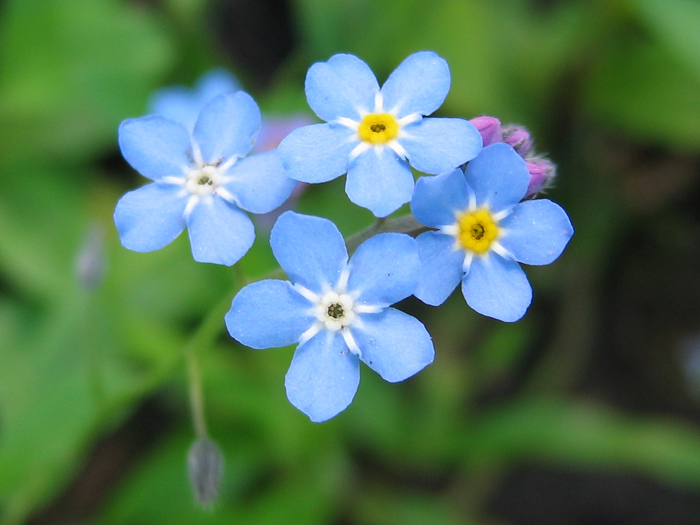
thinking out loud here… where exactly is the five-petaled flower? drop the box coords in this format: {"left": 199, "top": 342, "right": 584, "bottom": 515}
{"left": 114, "top": 91, "right": 296, "bottom": 266}
{"left": 276, "top": 51, "right": 483, "bottom": 218}
{"left": 225, "top": 211, "right": 435, "bottom": 422}
{"left": 410, "top": 143, "right": 574, "bottom": 322}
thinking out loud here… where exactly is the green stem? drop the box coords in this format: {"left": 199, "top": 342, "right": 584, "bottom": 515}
{"left": 345, "top": 214, "right": 427, "bottom": 254}
{"left": 184, "top": 279, "right": 244, "bottom": 439}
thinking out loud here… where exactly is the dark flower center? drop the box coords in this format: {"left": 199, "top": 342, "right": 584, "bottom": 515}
{"left": 197, "top": 175, "right": 213, "bottom": 185}
{"left": 470, "top": 223, "right": 485, "bottom": 240}
{"left": 327, "top": 303, "right": 344, "bottom": 319}
{"left": 370, "top": 123, "right": 386, "bottom": 133}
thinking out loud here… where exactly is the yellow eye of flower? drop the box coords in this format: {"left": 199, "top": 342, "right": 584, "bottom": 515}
{"left": 457, "top": 209, "right": 499, "bottom": 253}
{"left": 358, "top": 113, "right": 399, "bottom": 144}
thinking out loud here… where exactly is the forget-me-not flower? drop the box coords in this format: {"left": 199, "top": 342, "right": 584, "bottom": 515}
{"left": 410, "top": 143, "right": 573, "bottom": 322}
{"left": 225, "top": 211, "right": 435, "bottom": 422}
{"left": 114, "top": 91, "right": 296, "bottom": 266}
{"left": 276, "top": 51, "right": 483, "bottom": 218}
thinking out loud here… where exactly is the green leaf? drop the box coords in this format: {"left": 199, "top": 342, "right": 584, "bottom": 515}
{"left": 0, "top": 0, "right": 174, "bottom": 165}
{"left": 583, "top": 40, "right": 700, "bottom": 149}
{"left": 631, "top": 0, "right": 700, "bottom": 82}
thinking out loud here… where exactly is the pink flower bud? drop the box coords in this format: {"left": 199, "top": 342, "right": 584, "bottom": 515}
{"left": 469, "top": 116, "right": 503, "bottom": 147}
{"left": 525, "top": 157, "right": 556, "bottom": 199}
{"left": 502, "top": 125, "right": 533, "bottom": 156}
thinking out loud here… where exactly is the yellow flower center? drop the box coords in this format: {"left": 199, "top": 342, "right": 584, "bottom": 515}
{"left": 457, "top": 209, "right": 499, "bottom": 253}
{"left": 358, "top": 113, "right": 399, "bottom": 144}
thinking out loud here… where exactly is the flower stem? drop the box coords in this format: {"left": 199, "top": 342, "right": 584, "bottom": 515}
{"left": 345, "top": 214, "right": 427, "bottom": 254}
{"left": 184, "top": 270, "right": 246, "bottom": 439}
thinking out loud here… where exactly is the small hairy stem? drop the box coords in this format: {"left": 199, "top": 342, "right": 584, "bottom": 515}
{"left": 184, "top": 269, "right": 247, "bottom": 438}
{"left": 345, "top": 214, "right": 427, "bottom": 254}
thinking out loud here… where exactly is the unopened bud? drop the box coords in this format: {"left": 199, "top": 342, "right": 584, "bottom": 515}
{"left": 75, "top": 224, "right": 106, "bottom": 291}
{"left": 525, "top": 157, "right": 556, "bottom": 199}
{"left": 502, "top": 125, "right": 533, "bottom": 157}
{"left": 253, "top": 114, "right": 314, "bottom": 153}
{"left": 188, "top": 437, "right": 224, "bottom": 509}
{"left": 469, "top": 116, "right": 503, "bottom": 147}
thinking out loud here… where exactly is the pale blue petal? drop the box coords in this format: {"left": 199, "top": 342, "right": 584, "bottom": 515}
{"left": 402, "top": 118, "right": 482, "bottom": 174}
{"left": 347, "top": 233, "right": 419, "bottom": 306}
{"left": 353, "top": 309, "right": 434, "bottom": 382}
{"left": 186, "top": 196, "right": 254, "bottom": 265}
{"left": 411, "top": 169, "right": 468, "bottom": 228}
{"left": 270, "top": 212, "right": 348, "bottom": 293}
{"left": 465, "top": 143, "right": 529, "bottom": 214}
{"left": 276, "top": 123, "right": 357, "bottom": 183}
{"left": 380, "top": 51, "right": 450, "bottom": 117}
{"left": 222, "top": 151, "right": 296, "bottom": 213}
{"left": 285, "top": 332, "right": 360, "bottom": 422}
{"left": 114, "top": 182, "right": 187, "bottom": 252}
{"left": 118, "top": 116, "right": 192, "bottom": 181}
{"left": 196, "top": 69, "right": 240, "bottom": 102}
{"left": 225, "top": 280, "right": 314, "bottom": 349}
{"left": 193, "top": 91, "right": 261, "bottom": 163}
{"left": 414, "top": 231, "right": 464, "bottom": 306}
{"left": 499, "top": 199, "right": 574, "bottom": 266}
{"left": 305, "top": 54, "right": 379, "bottom": 122}
{"left": 462, "top": 254, "right": 532, "bottom": 322}
{"left": 345, "top": 148, "right": 414, "bottom": 217}
{"left": 148, "top": 87, "right": 201, "bottom": 131}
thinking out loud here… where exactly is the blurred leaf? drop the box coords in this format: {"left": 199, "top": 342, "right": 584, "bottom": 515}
{"left": 465, "top": 397, "right": 700, "bottom": 487}
{"left": 583, "top": 40, "right": 700, "bottom": 149}
{"left": 631, "top": 0, "right": 700, "bottom": 82}
{"left": 0, "top": 0, "right": 174, "bottom": 165}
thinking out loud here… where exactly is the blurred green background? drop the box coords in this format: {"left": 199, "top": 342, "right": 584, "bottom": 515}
{"left": 2, "top": 0, "right": 700, "bottom": 523}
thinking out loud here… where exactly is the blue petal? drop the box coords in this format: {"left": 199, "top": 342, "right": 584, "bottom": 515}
{"left": 186, "top": 196, "right": 255, "bottom": 265}
{"left": 414, "top": 231, "right": 464, "bottom": 306}
{"left": 222, "top": 151, "right": 296, "bottom": 214}
{"left": 276, "top": 123, "right": 357, "bottom": 183}
{"left": 193, "top": 91, "right": 261, "bottom": 164}
{"left": 347, "top": 233, "right": 419, "bottom": 306}
{"left": 402, "top": 118, "right": 482, "bottom": 174}
{"left": 462, "top": 254, "right": 532, "bottom": 322}
{"left": 380, "top": 51, "right": 450, "bottom": 117}
{"left": 499, "top": 199, "right": 574, "bottom": 266}
{"left": 353, "top": 309, "right": 434, "bottom": 382}
{"left": 148, "top": 87, "right": 202, "bottom": 132}
{"left": 195, "top": 69, "right": 241, "bottom": 102}
{"left": 118, "top": 116, "right": 192, "bottom": 181}
{"left": 114, "top": 182, "right": 187, "bottom": 252}
{"left": 285, "top": 331, "right": 360, "bottom": 422}
{"left": 465, "top": 143, "right": 529, "bottom": 214}
{"left": 225, "top": 279, "right": 315, "bottom": 349}
{"left": 270, "top": 212, "right": 348, "bottom": 293}
{"left": 411, "top": 169, "right": 468, "bottom": 228}
{"left": 345, "top": 147, "right": 414, "bottom": 217}
{"left": 305, "top": 54, "right": 379, "bottom": 122}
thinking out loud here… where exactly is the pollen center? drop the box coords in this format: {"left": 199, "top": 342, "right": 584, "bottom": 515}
{"left": 327, "top": 303, "right": 344, "bottom": 319}
{"left": 457, "top": 209, "right": 499, "bottom": 254}
{"left": 186, "top": 165, "right": 220, "bottom": 196}
{"left": 358, "top": 113, "right": 399, "bottom": 144}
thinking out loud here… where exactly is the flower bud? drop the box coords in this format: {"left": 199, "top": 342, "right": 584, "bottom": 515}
{"left": 502, "top": 125, "right": 533, "bottom": 157}
{"left": 469, "top": 116, "right": 503, "bottom": 147}
{"left": 188, "top": 437, "right": 224, "bottom": 509}
{"left": 525, "top": 157, "right": 556, "bottom": 199}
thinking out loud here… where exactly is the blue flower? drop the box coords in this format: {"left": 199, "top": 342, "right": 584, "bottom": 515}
{"left": 148, "top": 69, "right": 241, "bottom": 132}
{"left": 410, "top": 143, "right": 574, "bottom": 322}
{"left": 114, "top": 91, "right": 296, "bottom": 266}
{"left": 225, "top": 211, "right": 435, "bottom": 422}
{"left": 276, "top": 51, "right": 483, "bottom": 218}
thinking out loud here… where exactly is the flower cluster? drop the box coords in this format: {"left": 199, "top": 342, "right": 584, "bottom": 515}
{"left": 114, "top": 52, "right": 573, "bottom": 421}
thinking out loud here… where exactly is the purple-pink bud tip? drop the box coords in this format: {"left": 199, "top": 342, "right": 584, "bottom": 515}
{"left": 469, "top": 116, "right": 503, "bottom": 147}
{"left": 525, "top": 157, "right": 556, "bottom": 199}
{"left": 502, "top": 125, "right": 533, "bottom": 157}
